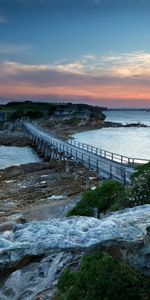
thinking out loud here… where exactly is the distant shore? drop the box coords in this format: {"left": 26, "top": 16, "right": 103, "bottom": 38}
{"left": 39, "top": 119, "right": 150, "bottom": 140}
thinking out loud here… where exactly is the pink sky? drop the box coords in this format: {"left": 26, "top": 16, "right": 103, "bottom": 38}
{"left": 1, "top": 52, "right": 150, "bottom": 107}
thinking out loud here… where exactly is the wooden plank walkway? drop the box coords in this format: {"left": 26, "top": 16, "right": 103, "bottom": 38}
{"left": 24, "top": 122, "right": 149, "bottom": 185}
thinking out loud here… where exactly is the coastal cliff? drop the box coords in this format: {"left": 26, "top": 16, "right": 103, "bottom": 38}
{"left": 48, "top": 103, "right": 106, "bottom": 126}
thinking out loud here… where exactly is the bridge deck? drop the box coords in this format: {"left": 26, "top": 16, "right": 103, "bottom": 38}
{"left": 24, "top": 122, "right": 148, "bottom": 185}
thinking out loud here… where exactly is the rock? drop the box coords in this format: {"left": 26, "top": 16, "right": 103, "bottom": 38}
{"left": 0, "top": 251, "right": 83, "bottom": 300}
{"left": 0, "top": 162, "right": 50, "bottom": 180}
{"left": 0, "top": 205, "right": 149, "bottom": 275}
{"left": 104, "top": 121, "right": 149, "bottom": 128}
{"left": 0, "top": 222, "right": 17, "bottom": 233}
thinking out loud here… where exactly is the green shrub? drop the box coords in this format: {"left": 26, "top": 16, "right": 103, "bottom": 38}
{"left": 131, "top": 162, "right": 150, "bottom": 179}
{"left": 54, "top": 252, "right": 150, "bottom": 300}
{"left": 67, "top": 180, "right": 126, "bottom": 217}
{"left": 94, "top": 180, "right": 126, "bottom": 213}
{"left": 67, "top": 164, "right": 150, "bottom": 218}
{"left": 67, "top": 190, "right": 95, "bottom": 217}
{"left": 127, "top": 162, "right": 150, "bottom": 206}
{"left": 128, "top": 170, "right": 150, "bottom": 206}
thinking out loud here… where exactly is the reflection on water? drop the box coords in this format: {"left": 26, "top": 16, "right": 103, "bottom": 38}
{"left": 73, "top": 127, "right": 150, "bottom": 159}
{"left": 0, "top": 146, "right": 42, "bottom": 170}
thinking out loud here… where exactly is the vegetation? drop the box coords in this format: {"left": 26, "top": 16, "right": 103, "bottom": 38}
{"left": 61, "top": 118, "right": 82, "bottom": 126}
{"left": 67, "top": 189, "right": 95, "bottom": 217}
{"left": 56, "top": 164, "right": 150, "bottom": 300}
{"left": 67, "top": 180, "right": 127, "bottom": 217}
{"left": 131, "top": 161, "right": 150, "bottom": 179}
{"left": 67, "top": 162, "right": 150, "bottom": 217}
{"left": 0, "top": 101, "right": 49, "bottom": 119}
{"left": 128, "top": 162, "right": 150, "bottom": 206}
{"left": 54, "top": 252, "right": 150, "bottom": 300}
{"left": 0, "top": 101, "right": 106, "bottom": 121}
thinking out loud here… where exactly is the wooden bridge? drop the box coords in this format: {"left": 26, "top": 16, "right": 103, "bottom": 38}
{"left": 24, "top": 122, "right": 149, "bottom": 185}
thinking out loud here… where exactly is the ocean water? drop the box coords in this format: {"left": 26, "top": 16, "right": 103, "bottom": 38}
{"left": 105, "top": 109, "right": 150, "bottom": 125}
{"left": 0, "top": 146, "right": 42, "bottom": 170}
{"left": 73, "top": 110, "right": 150, "bottom": 160}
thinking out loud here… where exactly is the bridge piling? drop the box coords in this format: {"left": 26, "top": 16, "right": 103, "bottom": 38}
{"left": 85, "top": 169, "right": 89, "bottom": 190}
{"left": 74, "top": 161, "right": 78, "bottom": 179}
{"left": 109, "top": 164, "right": 112, "bottom": 179}
{"left": 66, "top": 157, "right": 70, "bottom": 174}
{"left": 96, "top": 159, "right": 99, "bottom": 174}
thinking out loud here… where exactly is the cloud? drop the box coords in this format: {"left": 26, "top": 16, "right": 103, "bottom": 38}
{"left": 48, "top": 51, "right": 150, "bottom": 80}
{"left": 0, "top": 43, "right": 31, "bottom": 55}
{"left": 1, "top": 51, "right": 150, "bottom": 102}
{"left": 1, "top": 51, "right": 150, "bottom": 80}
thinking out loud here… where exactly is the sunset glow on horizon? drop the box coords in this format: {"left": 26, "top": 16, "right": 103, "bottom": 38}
{"left": 0, "top": 1, "right": 150, "bottom": 107}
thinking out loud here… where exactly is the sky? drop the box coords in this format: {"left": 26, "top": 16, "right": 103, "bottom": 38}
{"left": 0, "top": 0, "right": 150, "bottom": 107}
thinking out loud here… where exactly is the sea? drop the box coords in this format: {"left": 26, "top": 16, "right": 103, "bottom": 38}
{"left": 105, "top": 109, "right": 150, "bottom": 125}
{"left": 0, "top": 146, "right": 42, "bottom": 170}
{"left": 73, "top": 109, "right": 150, "bottom": 160}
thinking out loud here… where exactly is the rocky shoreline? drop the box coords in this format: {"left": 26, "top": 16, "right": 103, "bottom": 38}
{"left": 0, "top": 161, "right": 99, "bottom": 225}
{"left": 104, "top": 121, "right": 149, "bottom": 128}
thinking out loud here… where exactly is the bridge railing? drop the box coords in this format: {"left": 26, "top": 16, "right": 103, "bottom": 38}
{"left": 46, "top": 138, "right": 133, "bottom": 184}
{"left": 67, "top": 139, "right": 149, "bottom": 166}
{"left": 24, "top": 123, "right": 148, "bottom": 185}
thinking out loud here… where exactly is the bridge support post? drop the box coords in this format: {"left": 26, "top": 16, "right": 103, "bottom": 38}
{"left": 44, "top": 143, "right": 49, "bottom": 161}
{"left": 66, "top": 157, "right": 70, "bottom": 174}
{"left": 47, "top": 148, "right": 51, "bottom": 161}
{"left": 109, "top": 165, "right": 112, "bottom": 179}
{"left": 85, "top": 169, "right": 89, "bottom": 190}
{"left": 81, "top": 153, "right": 84, "bottom": 164}
{"left": 74, "top": 161, "right": 78, "bottom": 179}
{"left": 96, "top": 159, "right": 99, "bottom": 174}
{"left": 58, "top": 152, "right": 62, "bottom": 164}
{"left": 74, "top": 151, "right": 78, "bottom": 179}
{"left": 38, "top": 140, "right": 42, "bottom": 154}
{"left": 41, "top": 141, "right": 44, "bottom": 155}
{"left": 50, "top": 149, "right": 54, "bottom": 162}
{"left": 88, "top": 156, "right": 90, "bottom": 168}
{"left": 53, "top": 150, "right": 57, "bottom": 160}
{"left": 123, "top": 168, "right": 126, "bottom": 185}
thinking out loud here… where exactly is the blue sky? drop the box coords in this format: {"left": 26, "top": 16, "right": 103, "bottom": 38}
{"left": 0, "top": 0, "right": 150, "bottom": 107}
